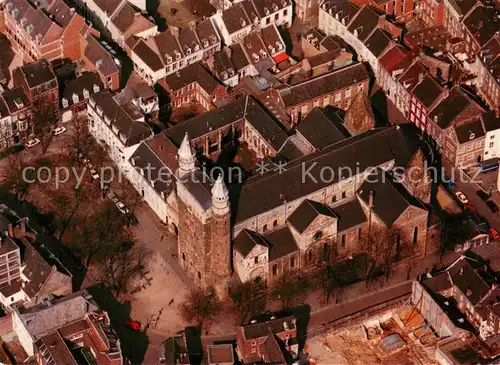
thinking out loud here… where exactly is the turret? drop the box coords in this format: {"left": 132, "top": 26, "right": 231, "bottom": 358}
{"left": 178, "top": 133, "right": 195, "bottom": 178}
{"left": 211, "top": 174, "right": 230, "bottom": 216}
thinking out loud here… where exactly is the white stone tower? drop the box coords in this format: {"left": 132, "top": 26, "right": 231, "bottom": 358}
{"left": 178, "top": 133, "right": 195, "bottom": 178}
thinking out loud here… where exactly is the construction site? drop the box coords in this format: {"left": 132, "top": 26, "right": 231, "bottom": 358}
{"left": 304, "top": 304, "right": 441, "bottom": 365}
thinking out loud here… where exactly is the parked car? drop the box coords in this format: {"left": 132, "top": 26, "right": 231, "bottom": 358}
{"left": 465, "top": 203, "right": 477, "bottom": 213}
{"left": 125, "top": 320, "right": 141, "bottom": 331}
{"left": 116, "top": 201, "right": 130, "bottom": 215}
{"left": 455, "top": 191, "right": 469, "bottom": 205}
{"left": 489, "top": 228, "right": 500, "bottom": 240}
{"left": 486, "top": 200, "right": 499, "bottom": 213}
{"left": 108, "top": 191, "right": 119, "bottom": 204}
{"left": 25, "top": 138, "right": 40, "bottom": 148}
{"left": 52, "top": 126, "right": 67, "bottom": 136}
{"left": 90, "top": 168, "right": 99, "bottom": 180}
{"left": 476, "top": 190, "right": 490, "bottom": 201}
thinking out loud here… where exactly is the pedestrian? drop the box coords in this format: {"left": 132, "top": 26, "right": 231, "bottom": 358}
{"left": 160, "top": 235, "right": 164, "bottom": 241}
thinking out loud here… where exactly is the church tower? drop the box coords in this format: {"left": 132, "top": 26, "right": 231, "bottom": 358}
{"left": 178, "top": 132, "right": 195, "bottom": 178}
{"left": 209, "top": 175, "right": 232, "bottom": 298}
{"left": 344, "top": 90, "right": 376, "bottom": 136}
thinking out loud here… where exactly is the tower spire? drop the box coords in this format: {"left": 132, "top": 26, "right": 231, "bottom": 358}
{"left": 211, "top": 174, "right": 229, "bottom": 215}
{"left": 178, "top": 133, "right": 195, "bottom": 178}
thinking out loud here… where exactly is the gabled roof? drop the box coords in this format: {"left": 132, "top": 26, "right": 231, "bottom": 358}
{"left": 481, "top": 110, "right": 500, "bottom": 133}
{"left": 358, "top": 169, "right": 423, "bottom": 226}
{"left": 331, "top": 199, "right": 367, "bottom": 232}
{"left": 19, "top": 59, "right": 56, "bottom": 88}
{"left": 429, "top": 86, "right": 483, "bottom": 129}
{"left": 379, "top": 44, "right": 409, "bottom": 73}
{"left": 321, "top": 0, "right": 359, "bottom": 26}
{"left": 133, "top": 40, "right": 164, "bottom": 72}
{"left": 164, "top": 62, "right": 219, "bottom": 94}
{"left": 411, "top": 75, "right": 443, "bottom": 109}
{"left": 287, "top": 199, "right": 337, "bottom": 233}
{"left": 84, "top": 34, "right": 120, "bottom": 77}
{"left": 453, "top": 118, "right": 485, "bottom": 144}
{"left": 279, "top": 63, "right": 369, "bottom": 108}
{"left": 463, "top": 5, "right": 498, "bottom": 47}
{"left": 265, "top": 226, "right": 299, "bottom": 261}
{"left": 222, "top": 3, "right": 251, "bottom": 34}
{"left": 347, "top": 5, "right": 384, "bottom": 42}
{"left": 447, "top": 256, "right": 492, "bottom": 305}
{"left": 365, "top": 28, "right": 391, "bottom": 57}
{"left": 295, "top": 107, "right": 349, "bottom": 150}
{"left": 234, "top": 229, "right": 269, "bottom": 257}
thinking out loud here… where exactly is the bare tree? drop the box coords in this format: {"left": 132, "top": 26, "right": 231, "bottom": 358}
{"left": 230, "top": 279, "right": 267, "bottom": 324}
{"left": 34, "top": 102, "right": 58, "bottom": 154}
{"left": 313, "top": 262, "right": 343, "bottom": 305}
{"left": 53, "top": 187, "right": 86, "bottom": 241}
{"left": 1, "top": 152, "right": 31, "bottom": 200}
{"left": 69, "top": 114, "right": 93, "bottom": 158}
{"left": 180, "top": 287, "right": 223, "bottom": 331}
{"left": 271, "top": 274, "right": 310, "bottom": 311}
{"left": 97, "top": 243, "right": 148, "bottom": 296}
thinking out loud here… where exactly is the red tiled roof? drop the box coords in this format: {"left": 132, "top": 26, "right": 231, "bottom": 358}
{"left": 379, "top": 44, "right": 408, "bottom": 73}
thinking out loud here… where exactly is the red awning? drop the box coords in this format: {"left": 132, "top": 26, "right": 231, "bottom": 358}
{"left": 273, "top": 52, "right": 288, "bottom": 64}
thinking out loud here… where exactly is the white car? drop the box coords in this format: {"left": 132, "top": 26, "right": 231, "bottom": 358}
{"left": 116, "top": 201, "right": 130, "bottom": 215}
{"left": 455, "top": 191, "right": 469, "bottom": 205}
{"left": 90, "top": 168, "right": 100, "bottom": 180}
{"left": 25, "top": 138, "right": 40, "bottom": 148}
{"left": 53, "top": 126, "right": 67, "bottom": 136}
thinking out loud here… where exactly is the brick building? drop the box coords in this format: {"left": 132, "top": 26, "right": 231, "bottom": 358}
{"left": 13, "top": 59, "right": 59, "bottom": 119}
{"left": 3, "top": 0, "right": 86, "bottom": 63}
{"left": 475, "top": 34, "right": 499, "bottom": 110}
{"left": 0, "top": 86, "right": 33, "bottom": 146}
{"left": 273, "top": 62, "right": 370, "bottom": 125}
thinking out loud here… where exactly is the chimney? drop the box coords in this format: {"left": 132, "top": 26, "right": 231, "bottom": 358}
{"left": 368, "top": 191, "right": 374, "bottom": 209}
{"left": 466, "top": 288, "right": 472, "bottom": 296}
{"left": 459, "top": 267, "right": 464, "bottom": 275}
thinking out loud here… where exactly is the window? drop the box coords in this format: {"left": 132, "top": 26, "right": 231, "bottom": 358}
{"left": 284, "top": 9, "right": 288, "bottom": 16}
{"left": 413, "top": 227, "right": 418, "bottom": 245}
{"left": 198, "top": 271, "right": 201, "bottom": 280}
{"left": 266, "top": 17, "right": 270, "bottom": 24}
{"left": 332, "top": 195, "right": 337, "bottom": 202}
{"left": 263, "top": 224, "right": 268, "bottom": 231}
{"left": 254, "top": 256, "right": 259, "bottom": 264}
{"left": 334, "top": 93, "right": 341, "bottom": 102}
{"left": 274, "top": 13, "right": 279, "bottom": 20}
{"left": 489, "top": 142, "right": 494, "bottom": 148}
{"left": 182, "top": 253, "right": 186, "bottom": 261}
{"left": 341, "top": 234, "right": 346, "bottom": 248}
{"left": 290, "top": 256, "right": 295, "bottom": 268}
{"left": 358, "top": 228, "right": 362, "bottom": 240}
{"left": 342, "top": 191, "right": 346, "bottom": 199}
{"left": 314, "top": 231, "right": 323, "bottom": 240}
{"left": 273, "top": 219, "right": 278, "bottom": 227}
{"left": 490, "top": 135, "right": 495, "bottom": 139}
{"left": 345, "top": 88, "right": 351, "bottom": 98}
{"left": 272, "top": 264, "right": 278, "bottom": 276}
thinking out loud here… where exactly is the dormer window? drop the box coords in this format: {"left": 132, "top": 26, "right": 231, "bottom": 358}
{"left": 26, "top": 24, "right": 33, "bottom": 34}
{"left": 210, "top": 34, "right": 217, "bottom": 44}
{"left": 272, "top": 3, "right": 279, "bottom": 12}
{"left": 186, "top": 47, "right": 191, "bottom": 55}
{"left": 6, "top": 3, "right": 12, "bottom": 11}
{"left": 281, "top": 0, "right": 287, "bottom": 7}
{"left": 20, "top": 17, "right": 27, "bottom": 26}
{"left": 13, "top": 98, "right": 24, "bottom": 109}
{"left": 72, "top": 93, "right": 79, "bottom": 104}
{"left": 202, "top": 39, "right": 209, "bottom": 48}
{"left": 35, "top": 34, "right": 42, "bottom": 43}
{"left": 62, "top": 98, "right": 68, "bottom": 108}
{"left": 469, "top": 132, "right": 475, "bottom": 140}
{"left": 194, "top": 44, "right": 200, "bottom": 51}
{"left": 93, "top": 84, "right": 100, "bottom": 93}
{"left": 83, "top": 88, "right": 89, "bottom": 99}
{"left": 166, "top": 55, "right": 173, "bottom": 63}
{"left": 264, "top": 7, "right": 270, "bottom": 15}
{"left": 314, "top": 231, "right": 323, "bottom": 240}
{"left": 240, "top": 18, "right": 246, "bottom": 27}
{"left": 175, "top": 51, "right": 181, "bottom": 60}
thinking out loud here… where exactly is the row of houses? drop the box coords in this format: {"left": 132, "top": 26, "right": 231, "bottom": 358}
{"left": 0, "top": 206, "right": 123, "bottom": 365}
{"left": 318, "top": 0, "right": 499, "bottom": 167}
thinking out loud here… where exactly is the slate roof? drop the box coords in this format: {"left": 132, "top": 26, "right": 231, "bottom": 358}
{"left": 19, "top": 59, "right": 56, "bottom": 89}
{"left": 448, "top": 257, "right": 492, "bottom": 305}
{"left": 287, "top": 199, "right": 337, "bottom": 233}
{"left": 61, "top": 72, "right": 103, "bottom": 109}
{"left": 196, "top": 19, "right": 219, "bottom": 48}
{"left": 251, "top": 0, "right": 291, "bottom": 18}
{"left": 234, "top": 229, "right": 269, "bottom": 258}
{"left": 0, "top": 234, "right": 19, "bottom": 257}
{"left": 308, "top": 50, "right": 341, "bottom": 68}
{"left": 84, "top": 34, "right": 119, "bottom": 77}
{"left": 164, "top": 62, "right": 219, "bottom": 94}
{"left": 19, "top": 237, "right": 53, "bottom": 298}
{"left": 166, "top": 96, "right": 288, "bottom": 151}
{"left": 331, "top": 199, "right": 367, "bottom": 232}
{"left": 182, "top": 170, "right": 214, "bottom": 211}
{"left": 411, "top": 75, "right": 443, "bottom": 109}
{"left": 482, "top": 110, "right": 500, "bottom": 132}
{"left": 231, "top": 125, "right": 420, "bottom": 224}
{"left": 230, "top": 43, "right": 251, "bottom": 71}
{"left": 429, "top": 86, "right": 482, "bottom": 129}
{"left": 242, "top": 315, "right": 296, "bottom": 339}
{"left": 279, "top": 63, "right": 369, "bottom": 108}
{"left": 347, "top": 5, "right": 384, "bottom": 42}
{"left": 35, "top": 332, "right": 78, "bottom": 365}
{"left": 379, "top": 44, "right": 408, "bottom": 73}
{"left": 454, "top": 118, "right": 485, "bottom": 144}
{"left": 265, "top": 226, "right": 299, "bottom": 261}
{"left": 358, "top": 169, "right": 424, "bottom": 226}
{"left": 91, "top": 92, "right": 152, "bottom": 146}
{"left": 365, "top": 28, "right": 391, "bottom": 57}
{"left": 463, "top": 5, "right": 498, "bottom": 47}
{"left": 133, "top": 40, "right": 164, "bottom": 72}
{"left": 2, "top": 86, "right": 30, "bottom": 113}
{"left": 260, "top": 330, "right": 291, "bottom": 364}
{"left": 222, "top": 3, "right": 251, "bottom": 34}
{"left": 153, "top": 31, "right": 183, "bottom": 63}
{"left": 321, "top": 0, "right": 359, "bottom": 26}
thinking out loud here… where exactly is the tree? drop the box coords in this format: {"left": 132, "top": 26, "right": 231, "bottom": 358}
{"left": 271, "top": 274, "right": 310, "bottom": 311}
{"left": 53, "top": 187, "right": 86, "bottom": 241}
{"left": 1, "top": 152, "right": 32, "bottom": 200}
{"left": 97, "top": 243, "right": 147, "bottom": 296}
{"left": 230, "top": 279, "right": 267, "bottom": 324}
{"left": 70, "top": 202, "right": 127, "bottom": 267}
{"left": 313, "top": 263, "right": 342, "bottom": 305}
{"left": 34, "top": 101, "right": 58, "bottom": 154}
{"left": 69, "top": 114, "right": 93, "bottom": 158}
{"left": 180, "top": 287, "right": 223, "bottom": 331}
